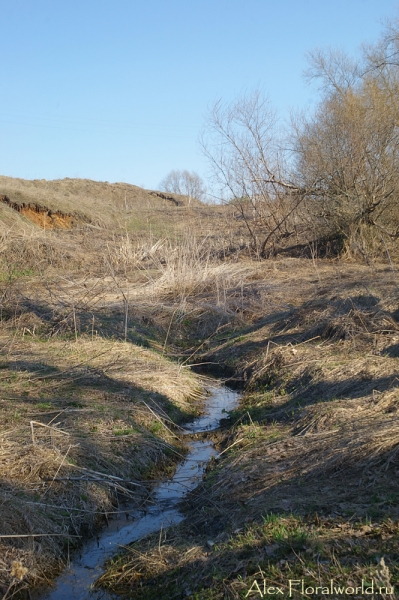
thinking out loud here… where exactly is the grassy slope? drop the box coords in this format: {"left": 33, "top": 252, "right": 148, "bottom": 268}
{"left": 0, "top": 337, "right": 201, "bottom": 591}
{"left": 99, "top": 260, "right": 399, "bottom": 599}
{"left": 0, "top": 176, "right": 213, "bottom": 595}
{"left": 1, "top": 176, "right": 399, "bottom": 599}
{"left": 0, "top": 175, "right": 221, "bottom": 235}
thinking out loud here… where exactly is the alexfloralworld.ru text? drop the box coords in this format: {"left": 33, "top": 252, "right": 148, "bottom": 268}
{"left": 245, "top": 579, "right": 394, "bottom": 597}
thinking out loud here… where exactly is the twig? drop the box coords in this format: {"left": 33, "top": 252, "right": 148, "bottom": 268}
{"left": 158, "top": 524, "right": 164, "bottom": 560}
{"left": 40, "top": 477, "right": 143, "bottom": 486}
{"left": 162, "top": 306, "right": 179, "bottom": 355}
{"left": 29, "top": 421, "right": 70, "bottom": 436}
{"left": 67, "top": 464, "right": 144, "bottom": 483}
{"left": 30, "top": 421, "right": 36, "bottom": 445}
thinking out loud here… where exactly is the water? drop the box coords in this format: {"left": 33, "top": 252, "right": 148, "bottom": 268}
{"left": 38, "top": 385, "right": 240, "bottom": 600}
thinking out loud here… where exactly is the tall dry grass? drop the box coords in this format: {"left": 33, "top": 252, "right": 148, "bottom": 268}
{"left": 110, "top": 232, "right": 271, "bottom": 344}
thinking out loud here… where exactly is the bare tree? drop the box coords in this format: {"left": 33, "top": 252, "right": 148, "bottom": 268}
{"left": 200, "top": 90, "right": 305, "bottom": 256}
{"left": 159, "top": 170, "right": 207, "bottom": 203}
{"left": 303, "top": 48, "right": 361, "bottom": 96}
{"left": 201, "top": 24, "right": 399, "bottom": 259}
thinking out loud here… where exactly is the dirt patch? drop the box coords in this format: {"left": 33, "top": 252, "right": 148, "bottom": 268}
{"left": 0, "top": 195, "right": 76, "bottom": 229}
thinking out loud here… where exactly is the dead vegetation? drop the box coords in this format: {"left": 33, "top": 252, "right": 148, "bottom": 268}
{"left": 0, "top": 336, "right": 201, "bottom": 593}
{"left": 0, "top": 177, "right": 247, "bottom": 596}
{"left": 0, "top": 175, "right": 211, "bottom": 233}
{"left": 97, "top": 259, "right": 399, "bottom": 599}
{"left": 1, "top": 175, "right": 399, "bottom": 598}
{"left": 98, "top": 513, "right": 398, "bottom": 599}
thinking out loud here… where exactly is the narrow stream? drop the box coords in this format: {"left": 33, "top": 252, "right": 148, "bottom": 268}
{"left": 38, "top": 384, "right": 240, "bottom": 600}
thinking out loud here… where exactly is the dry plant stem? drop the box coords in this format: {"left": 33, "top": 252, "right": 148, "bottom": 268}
{"left": 162, "top": 306, "right": 179, "bottom": 355}
{"left": 381, "top": 234, "right": 397, "bottom": 280}
{"left": 158, "top": 525, "right": 163, "bottom": 561}
{"left": 179, "top": 323, "right": 230, "bottom": 369}
{"left": 30, "top": 421, "right": 70, "bottom": 437}
{"left": 1, "top": 580, "right": 15, "bottom": 600}
{"left": 41, "top": 444, "right": 72, "bottom": 498}
{"left": 141, "top": 401, "right": 180, "bottom": 440}
{"left": 124, "top": 280, "right": 129, "bottom": 342}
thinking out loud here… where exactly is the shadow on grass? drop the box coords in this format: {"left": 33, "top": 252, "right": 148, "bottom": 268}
{"left": 229, "top": 370, "right": 399, "bottom": 427}
{"left": 2, "top": 356, "right": 195, "bottom": 425}
{"left": 3, "top": 296, "right": 160, "bottom": 347}
{"left": 97, "top": 493, "right": 399, "bottom": 599}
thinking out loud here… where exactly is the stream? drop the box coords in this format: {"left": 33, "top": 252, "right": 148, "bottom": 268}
{"left": 38, "top": 384, "right": 240, "bottom": 600}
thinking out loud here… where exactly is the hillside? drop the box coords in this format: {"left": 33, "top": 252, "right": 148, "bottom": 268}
{"left": 0, "top": 175, "right": 398, "bottom": 599}
{"left": 0, "top": 175, "right": 241, "bottom": 281}
{"left": 0, "top": 175, "right": 221, "bottom": 233}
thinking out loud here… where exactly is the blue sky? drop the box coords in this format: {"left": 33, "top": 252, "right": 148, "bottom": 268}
{"left": 0, "top": 0, "right": 398, "bottom": 190}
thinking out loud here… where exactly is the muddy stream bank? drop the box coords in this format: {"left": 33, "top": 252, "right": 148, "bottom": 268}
{"left": 37, "top": 384, "right": 240, "bottom": 600}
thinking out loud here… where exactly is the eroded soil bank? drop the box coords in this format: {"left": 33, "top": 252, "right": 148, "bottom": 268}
{"left": 0, "top": 195, "right": 77, "bottom": 229}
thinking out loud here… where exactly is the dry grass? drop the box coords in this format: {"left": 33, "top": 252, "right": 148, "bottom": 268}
{"left": 0, "top": 176, "right": 232, "bottom": 242}
{"left": 0, "top": 202, "right": 38, "bottom": 233}
{"left": 136, "top": 235, "right": 264, "bottom": 345}
{"left": 98, "top": 513, "right": 398, "bottom": 599}
{"left": 96, "top": 258, "right": 399, "bottom": 599}
{"left": 145, "top": 238, "right": 252, "bottom": 301}
{"left": 0, "top": 187, "right": 263, "bottom": 596}
{"left": 0, "top": 176, "right": 176, "bottom": 225}
{"left": 1, "top": 175, "right": 399, "bottom": 598}
{"left": 0, "top": 177, "right": 247, "bottom": 292}
{"left": 0, "top": 335, "right": 202, "bottom": 593}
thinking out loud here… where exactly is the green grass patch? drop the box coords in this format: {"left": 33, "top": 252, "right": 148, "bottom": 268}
{"left": 112, "top": 427, "right": 134, "bottom": 436}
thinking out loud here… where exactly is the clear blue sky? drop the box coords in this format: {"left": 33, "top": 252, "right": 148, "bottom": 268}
{"left": 0, "top": 0, "right": 398, "bottom": 190}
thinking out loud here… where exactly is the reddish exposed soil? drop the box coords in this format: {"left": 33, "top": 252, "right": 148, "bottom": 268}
{"left": 0, "top": 195, "right": 76, "bottom": 229}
